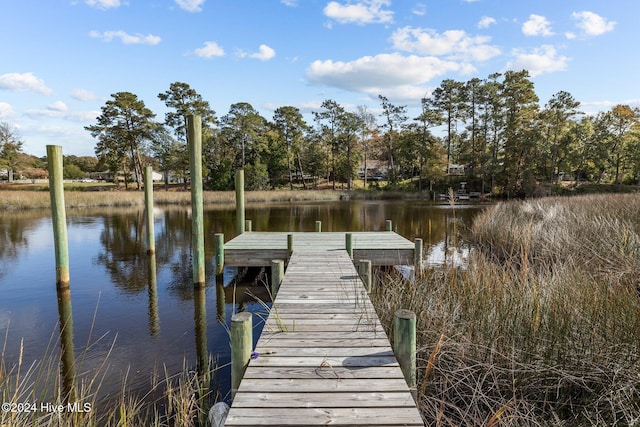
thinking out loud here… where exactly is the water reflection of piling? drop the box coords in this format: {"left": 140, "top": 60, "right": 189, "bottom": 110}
{"left": 147, "top": 254, "right": 159, "bottom": 336}
{"left": 144, "top": 166, "right": 155, "bottom": 255}
{"left": 56, "top": 285, "right": 77, "bottom": 403}
{"left": 216, "top": 280, "right": 225, "bottom": 322}
{"left": 194, "top": 285, "right": 209, "bottom": 377}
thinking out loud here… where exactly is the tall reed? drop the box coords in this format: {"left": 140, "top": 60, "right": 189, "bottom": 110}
{"left": 372, "top": 194, "right": 640, "bottom": 426}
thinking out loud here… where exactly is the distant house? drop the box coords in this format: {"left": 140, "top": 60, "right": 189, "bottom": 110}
{"left": 447, "top": 164, "right": 466, "bottom": 176}
{"left": 358, "top": 160, "right": 390, "bottom": 180}
{"left": 90, "top": 170, "right": 163, "bottom": 182}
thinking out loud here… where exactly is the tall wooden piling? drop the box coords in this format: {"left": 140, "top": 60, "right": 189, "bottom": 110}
{"left": 358, "top": 259, "right": 372, "bottom": 292}
{"left": 245, "top": 220, "right": 252, "bottom": 232}
{"left": 231, "top": 312, "right": 252, "bottom": 398}
{"left": 385, "top": 220, "right": 393, "bottom": 232}
{"left": 271, "top": 259, "right": 284, "bottom": 296}
{"left": 345, "top": 233, "right": 353, "bottom": 259}
{"left": 144, "top": 166, "right": 155, "bottom": 255}
{"left": 214, "top": 233, "right": 225, "bottom": 276}
{"left": 188, "top": 115, "right": 205, "bottom": 285}
{"left": 235, "top": 170, "right": 245, "bottom": 235}
{"left": 393, "top": 309, "right": 417, "bottom": 389}
{"left": 315, "top": 221, "right": 322, "bottom": 232}
{"left": 47, "top": 145, "right": 70, "bottom": 287}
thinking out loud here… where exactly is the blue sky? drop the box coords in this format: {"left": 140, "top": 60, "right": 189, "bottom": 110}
{"left": 1, "top": 0, "right": 637, "bottom": 157}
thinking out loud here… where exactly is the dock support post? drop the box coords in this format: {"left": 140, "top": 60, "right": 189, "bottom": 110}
{"left": 235, "top": 170, "right": 245, "bottom": 235}
{"left": 47, "top": 145, "right": 70, "bottom": 287}
{"left": 345, "top": 233, "right": 353, "bottom": 259}
{"left": 393, "top": 309, "right": 417, "bottom": 390}
{"left": 144, "top": 166, "right": 155, "bottom": 255}
{"left": 188, "top": 115, "right": 205, "bottom": 286}
{"left": 287, "top": 234, "right": 294, "bottom": 258}
{"left": 385, "top": 220, "right": 393, "bottom": 232}
{"left": 414, "top": 238, "right": 423, "bottom": 276}
{"left": 315, "top": 221, "right": 322, "bottom": 232}
{"left": 231, "top": 312, "right": 252, "bottom": 399}
{"left": 358, "top": 259, "right": 372, "bottom": 292}
{"left": 245, "top": 220, "right": 252, "bottom": 232}
{"left": 271, "top": 260, "right": 284, "bottom": 296}
{"left": 214, "top": 233, "right": 224, "bottom": 276}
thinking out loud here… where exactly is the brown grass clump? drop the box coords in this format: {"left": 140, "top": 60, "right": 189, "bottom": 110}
{"left": 372, "top": 194, "right": 640, "bottom": 426}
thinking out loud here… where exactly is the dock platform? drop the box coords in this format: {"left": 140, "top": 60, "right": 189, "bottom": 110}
{"left": 224, "top": 245, "right": 424, "bottom": 426}
{"left": 223, "top": 231, "right": 416, "bottom": 267}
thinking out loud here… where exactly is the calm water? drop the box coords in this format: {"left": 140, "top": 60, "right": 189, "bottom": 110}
{"left": 0, "top": 200, "right": 484, "bottom": 405}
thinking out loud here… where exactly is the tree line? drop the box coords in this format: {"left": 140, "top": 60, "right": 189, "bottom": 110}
{"left": 3, "top": 70, "right": 639, "bottom": 195}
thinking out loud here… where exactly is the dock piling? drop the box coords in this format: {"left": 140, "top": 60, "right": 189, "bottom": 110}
{"left": 345, "top": 233, "right": 353, "bottom": 259}
{"left": 315, "top": 221, "right": 322, "bottom": 232}
{"left": 214, "top": 233, "right": 224, "bottom": 276}
{"left": 393, "top": 309, "right": 417, "bottom": 390}
{"left": 358, "top": 259, "right": 372, "bottom": 292}
{"left": 271, "top": 259, "right": 284, "bottom": 296}
{"left": 414, "top": 238, "right": 423, "bottom": 276}
{"left": 385, "top": 220, "right": 393, "bottom": 232}
{"left": 287, "top": 234, "right": 294, "bottom": 258}
{"left": 245, "top": 220, "right": 252, "bottom": 232}
{"left": 144, "top": 166, "right": 155, "bottom": 255}
{"left": 188, "top": 115, "right": 205, "bottom": 286}
{"left": 46, "top": 145, "right": 70, "bottom": 287}
{"left": 235, "top": 170, "right": 245, "bottom": 235}
{"left": 231, "top": 312, "right": 252, "bottom": 399}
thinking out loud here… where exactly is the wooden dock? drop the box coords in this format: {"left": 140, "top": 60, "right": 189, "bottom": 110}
{"left": 224, "top": 242, "right": 424, "bottom": 426}
{"left": 224, "top": 231, "right": 416, "bottom": 267}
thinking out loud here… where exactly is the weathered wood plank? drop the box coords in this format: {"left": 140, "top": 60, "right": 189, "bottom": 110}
{"left": 230, "top": 391, "right": 417, "bottom": 407}
{"left": 240, "top": 366, "right": 405, "bottom": 379}
{"left": 224, "top": 407, "right": 424, "bottom": 426}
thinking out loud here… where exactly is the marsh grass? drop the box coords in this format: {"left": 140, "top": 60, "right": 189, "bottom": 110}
{"left": 0, "top": 189, "right": 344, "bottom": 211}
{"left": 372, "top": 194, "right": 640, "bottom": 426}
{"left": 0, "top": 328, "right": 218, "bottom": 427}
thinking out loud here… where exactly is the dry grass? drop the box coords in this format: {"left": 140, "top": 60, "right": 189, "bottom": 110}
{"left": 0, "top": 332, "right": 217, "bottom": 427}
{"left": 372, "top": 194, "right": 640, "bottom": 426}
{"left": 0, "top": 189, "right": 343, "bottom": 211}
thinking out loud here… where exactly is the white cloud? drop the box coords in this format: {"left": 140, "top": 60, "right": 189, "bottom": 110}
{"left": 324, "top": 0, "right": 393, "bottom": 25}
{"left": 48, "top": 101, "right": 68, "bottom": 112}
{"left": 391, "top": 26, "right": 501, "bottom": 61}
{"left": 571, "top": 11, "right": 616, "bottom": 36}
{"left": 85, "top": 0, "right": 120, "bottom": 9}
{"left": 505, "top": 45, "right": 569, "bottom": 77}
{"left": 477, "top": 16, "right": 496, "bottom": 29}
{"left": 412, "top": 3, "right": 426, "bottom": 16}
{"left": 89, "top": 30, "right": 161, "bottom": 45}
{"left": 238, "top": 44, "right": 276, "bottom": 61}
{"left": 25, "top": 107, "right": 100, "bottom": 122}
{"left": 306, "top": 53, "right": 469, "bottom": 95}
{"left": 0, "top": 72, "right": 53, "bottom": 95}
{"left": 72, "top": 88, "right": 98, "bottom": 101}
{"left": 0, "top": 102, "right": 14, "bottom": 118}
{"left": 281, "top": 0, "right": 298, "bottom": 6}
{"left": 522, "top": 14, "right": 553, "bottom": 37}
{"left": 175, "top": 0, "right": 205, "bottom": 12}
{"left": 193, "top": 41, "right": 225, "bottom": 58}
